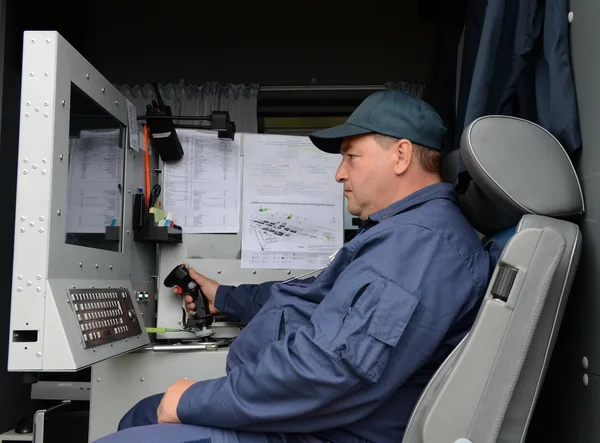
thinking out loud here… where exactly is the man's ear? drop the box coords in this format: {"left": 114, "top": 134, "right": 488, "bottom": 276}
{"left": 394, "top": 139, "right": 413, "bottom": 175}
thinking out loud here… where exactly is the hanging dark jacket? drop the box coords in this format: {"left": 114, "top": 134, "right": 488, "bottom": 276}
{"left": 455, "top": 0, "right": 581, "bottom": 186}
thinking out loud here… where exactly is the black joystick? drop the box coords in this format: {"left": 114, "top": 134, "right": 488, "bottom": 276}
{"left": 164, "top": 264, "right": 214, "bottom": 332}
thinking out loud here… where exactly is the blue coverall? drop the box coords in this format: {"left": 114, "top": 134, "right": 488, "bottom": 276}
{"left": 95, "top": 182, "right": 498, "bottom": 443}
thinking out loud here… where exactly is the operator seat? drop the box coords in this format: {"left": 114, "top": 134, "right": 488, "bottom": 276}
{"left": 402, "top": 116, "right": 584, "bottom": 443}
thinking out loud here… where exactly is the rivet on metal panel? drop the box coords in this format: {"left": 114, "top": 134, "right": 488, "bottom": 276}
{"left": 43, "top": 113, "right": 48, "bottom": 118}
{"left": 253, "top": 270, "right": 257, "bottom": 274}
{"left": 91, "top": 285, "right": 95, "bottom": 288}
{"left": 36, "top": 275, "right": 41, "bottom": 280}
{"left": 126, "top": 230, "right": 130, "bottom": 235}
{"left": 30, "top": 38, "right": 35, "bottom": 43}
{"left": 25, "top": 101, "right": 30, "bottom": 106}
{"left": 101, "top": 88, "right": 106, "bottom": 94}
{"left": 17, "top": 275, "right": 22, "bottom": 280}
{"left": 96, "top": 378, "right": 101, "bottom": 382}
{"left": 44, "top": 72, "right": 49, "bottom": 77}
{"left": 140, "top": 378, "right": 144, "bottom": 382}
{"left": 115, "top": 100, "right": 119, "bottom": 106}
{"left": 127, "top": 189, "right": 131, "bottom": 194}
{"left": 29, "top": 222, "right": 34, "bottom": 227}
{"left": 34, "top": 107, "right": 39, "bottom": 112}
{"left": 29, "top": 72, "right": 34, "bottom": 77}
{"left": 44, "top": 102, "right": 49, "bottom": 107}
{"left": 17, "top": 287, "right": 22, "bottom": 292}
{"left": 45, "top": 39, "right": 50, "bottom": 43}
{"left": 583, "top": 373, "right": 589, "bottom": 386}
{"left": 32, "top": 164, "right": 37, "bottom": 169}
{"left": 86, "top": 74, "right": 90, "bottom": 80}
{"left": 217, "top": 270, "right": 221, "bottom": 274}
{"left": 72, "top": 285, "right": 76, "bottom": 288}
{"left": 36, "top": 287, "right": 41, "bottom": 292}
{"left": 59, "top": 154, "right": 64, "bottom": 161}
{"left": 583, "top": 356, "right": 589, "bottom": 369}
{"left": 109, "top": 265, "right": 113, "bottom": 270}
{"left": 57, "top": 210, "right": 62, "bottom": 216}
{"left": 23, "top": 158, "right": 28, "bottom": 163}
{"left": 79, "top": 262, "right": 83, "bottom": 268}
{"left": 36, "top": 352, "right": 41, "bottom": 358}
{"left": 95, "top": 264, "right": 99, "bottom": 269}
{"left": 42, "top": 159, "right": 47, "bottom": 163}
{"left": 26, "top": 281, "right": 31, "bottom": 286}
{"left": 61, "top": 100, "right": 66, "bottom": 107}
{"left": 19, "top": 228, "right": 24, "bottom": 233}
{"left": 568, "top": 11, "right": 574, "bottom": 23}
{"left": 287, "top": 271, "right": 291, "bottom": 275}
{"left": 39, "top": 216, "right": 44, "bottom": 221}
{"left": 107, "top": 285, "right": 111, "bottom": 288}
{"left": 20, "top": 216, "right": 25, "bottom": 221}
{"left": 38, "top": 228, "right": 43, "bottom": 233}
{"left": 25, "top": 113, "right": 30, "bottom": 118}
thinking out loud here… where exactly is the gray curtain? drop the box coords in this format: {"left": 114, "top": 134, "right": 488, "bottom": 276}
{"left": 116, "top": 81, "right": 260, "bottom": 133}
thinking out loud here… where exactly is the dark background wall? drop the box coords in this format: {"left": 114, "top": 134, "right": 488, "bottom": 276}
{"left": 528, "top": 0, "right": 600, "bottom": 441}
{"left": 80, "top": 1, "right": 437, "bottom": 87}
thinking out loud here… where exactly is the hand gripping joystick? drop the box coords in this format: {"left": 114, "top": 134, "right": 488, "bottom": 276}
{"left": 164, "top": 264, "right": 214, "bottom": 336}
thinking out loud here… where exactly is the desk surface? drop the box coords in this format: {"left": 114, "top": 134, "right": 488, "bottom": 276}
{"left": 0, "top": 429, "right": 32, "bottom": 442}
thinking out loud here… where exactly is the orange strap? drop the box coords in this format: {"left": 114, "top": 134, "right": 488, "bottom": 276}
{"left": 144, "top": 125, "right": 151, "bottom": 206}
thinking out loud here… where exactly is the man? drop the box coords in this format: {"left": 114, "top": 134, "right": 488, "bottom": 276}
{"left": 95, "top": 90, "right": 497, "bottom": 443}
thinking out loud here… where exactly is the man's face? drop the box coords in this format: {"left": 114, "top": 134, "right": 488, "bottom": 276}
{"left": 335, "top": 134, "right": 398, "bottom": 220}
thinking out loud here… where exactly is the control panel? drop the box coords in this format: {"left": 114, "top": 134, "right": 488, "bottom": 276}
{"left": 67, "top": 288, "right": 142, "bottom": 349}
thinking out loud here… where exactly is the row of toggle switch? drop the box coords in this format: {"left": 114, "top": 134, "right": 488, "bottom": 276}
{"left": 73, "top": 301, "right": 121, "bottom": 312}
{"left": 77, "top": 309, "right": 121, "bottom": 321}
{"left": 70, "top": 291, "right": 126, "bottom": 301}
{"left": 83, "top": 325, "right": 129, "bottom": 342}
{"left": 80, "top": 316, "right": 124, "bottom": 332}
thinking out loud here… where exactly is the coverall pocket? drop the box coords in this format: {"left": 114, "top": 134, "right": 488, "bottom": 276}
{"left": 251, "top": 307, "right": 285, "bottom": 345}
{"left": 339, "top": 278, "right": 419, "bottom": 383}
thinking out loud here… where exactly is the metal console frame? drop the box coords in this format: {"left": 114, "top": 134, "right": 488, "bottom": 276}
{"left": 8, "top": 31, "right": 150, "bottom": 372}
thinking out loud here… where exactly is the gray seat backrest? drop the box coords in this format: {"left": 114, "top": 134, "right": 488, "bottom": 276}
{"left": 402, "top": 116, "right": 584, "bottom": 443}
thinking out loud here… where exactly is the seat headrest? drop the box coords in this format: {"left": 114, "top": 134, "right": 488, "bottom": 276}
{"left": 450, "top": 116, "right": 584, "bottom": 236}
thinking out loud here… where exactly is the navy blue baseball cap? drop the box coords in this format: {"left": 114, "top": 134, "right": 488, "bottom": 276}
{"left": 309, "top": 89, "right": 446, "bottom": 153}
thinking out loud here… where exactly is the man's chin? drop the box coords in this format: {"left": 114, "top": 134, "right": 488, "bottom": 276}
{"left": 346, "top": 207, "right": 361, "bottom": 218}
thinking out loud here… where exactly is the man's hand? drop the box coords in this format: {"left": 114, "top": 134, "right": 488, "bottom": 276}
{"left": 157, "top": 379, "right": 196, "bottom": 424}
{"left": 172, "top": 267, "right": 221, "bottom": 316}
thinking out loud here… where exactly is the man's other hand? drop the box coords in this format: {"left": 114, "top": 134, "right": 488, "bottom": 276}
{"left": 171, "top": 267, "right": 221, "bottom": 316}
{"left": 157, "top": 379, "right": 196, "bottom": 424}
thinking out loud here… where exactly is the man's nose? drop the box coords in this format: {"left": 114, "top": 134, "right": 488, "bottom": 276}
{"left": 335, "top": 162, "right": 348, "bottom": 183}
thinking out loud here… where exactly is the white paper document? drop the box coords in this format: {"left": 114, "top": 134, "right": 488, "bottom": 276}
{"left": 242, "top": 133, "right": 344, "bottom": 270}
{"left": 162, "top": 129, "right": 241, "bottom": 233}
{"left": 66, "top": 129, "right": 124, "bottom": 233}
{"left": 126, "top": 100, "right": 140, "bottom": 152}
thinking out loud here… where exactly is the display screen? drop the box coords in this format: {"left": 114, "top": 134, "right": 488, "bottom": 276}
{"left": 65, "top": 83, "right": 125, "bottom": 252}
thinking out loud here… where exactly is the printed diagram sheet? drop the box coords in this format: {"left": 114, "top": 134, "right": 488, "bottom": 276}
{"left": 242, "top": 134, "right": 344, "bottom": 269}
{"left": 162, "top": 129, "right": 241, "bottom": 233}
{"left": 66, "top": 129, "right": 124, "bottom": 233}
